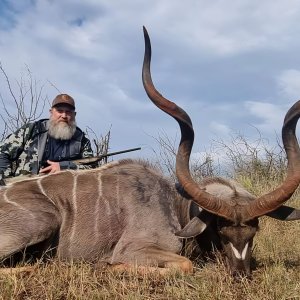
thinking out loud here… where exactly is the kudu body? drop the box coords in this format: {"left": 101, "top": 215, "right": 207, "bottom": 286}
{"left": 0, "top": 160, "right": 198, "bottom": 272}
{"left": 0, "top": 28, "right": 300, "bottom": 276}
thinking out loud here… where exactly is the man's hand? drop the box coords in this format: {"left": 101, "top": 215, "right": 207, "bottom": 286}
{"left": 39, "top": 160, "right": 61, "bottom": 174}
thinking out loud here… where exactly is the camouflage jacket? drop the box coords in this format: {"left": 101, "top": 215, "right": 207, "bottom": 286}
{"left": 0, "top": 119, "right": 93, "bottom": 178}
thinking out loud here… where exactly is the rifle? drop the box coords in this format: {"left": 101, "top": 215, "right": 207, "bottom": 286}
{"left": 74, "top": 147, "right": 142, "bottom": 165}
{"left": 41, "top": 147, "right": 142, "bottom": 167}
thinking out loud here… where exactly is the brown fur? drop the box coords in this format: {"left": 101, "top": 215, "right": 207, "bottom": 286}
{"left": 0, "top": 160, "right": 195, "bottom": 273}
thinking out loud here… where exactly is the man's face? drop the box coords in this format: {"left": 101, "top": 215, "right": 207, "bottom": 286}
{"left": 50, "top": 105, "right": 76, "bottom": 125}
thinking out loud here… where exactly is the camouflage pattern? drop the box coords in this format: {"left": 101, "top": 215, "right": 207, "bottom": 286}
{"left": 0, "top": 119, "right": 93, "bottom": 178}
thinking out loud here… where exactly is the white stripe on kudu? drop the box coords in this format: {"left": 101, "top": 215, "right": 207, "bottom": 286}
{"left": 37, "top": 179, "right": 55, "bottom": 206}
{"left": 69, "top": 173, "right": 78, "bottom": 244}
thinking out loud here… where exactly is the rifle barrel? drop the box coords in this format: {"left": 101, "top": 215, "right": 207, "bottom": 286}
{"left": 74, "top": 147, "right": 142, "bottom": 165}
{"left": 103, "top": 147, "right": 142, "bottom": 158}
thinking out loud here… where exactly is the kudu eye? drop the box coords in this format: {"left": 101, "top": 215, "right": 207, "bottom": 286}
{"left": 218, "top": 228, "right": 230, "bottom": 242}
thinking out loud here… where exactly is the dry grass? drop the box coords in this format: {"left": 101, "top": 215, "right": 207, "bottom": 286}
{"left": 0, "top": 234, "right": 299, "bottom": 300}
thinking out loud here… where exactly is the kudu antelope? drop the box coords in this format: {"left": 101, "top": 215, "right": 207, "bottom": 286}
{"left": 0, "top": 28, "right": 299, "bottom": 277}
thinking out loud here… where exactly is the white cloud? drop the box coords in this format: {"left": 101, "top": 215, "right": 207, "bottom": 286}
{"left": 277, "top": 69, "right": 300, "bottom": 100}
{"left": 147, "top": 0, "right": 300, "bottom": 56}
{"left": 244, "top": 101, "right": 284, "bottom": 133}
{"left": 209, "top": 121, "right": 231, "bottom": 136}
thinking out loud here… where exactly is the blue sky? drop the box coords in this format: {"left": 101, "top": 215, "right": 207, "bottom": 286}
{"left": 0, "top": 1, "right": 300, "bottom": 162}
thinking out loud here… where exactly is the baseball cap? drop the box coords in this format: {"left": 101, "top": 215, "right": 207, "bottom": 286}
{"left": 52, "top": 94, "right": 75, "bottom": 110}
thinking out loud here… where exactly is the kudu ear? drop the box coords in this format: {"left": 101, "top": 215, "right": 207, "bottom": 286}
{"left": 176, "top": 217, "right": 208, "bottom": 238}
{"left": 266, "top": 205, "right": 300, "bottom": 221}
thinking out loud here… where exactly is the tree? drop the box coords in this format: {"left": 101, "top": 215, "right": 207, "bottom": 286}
{"left": 0, "top": 63, "right": 47, "bottom": 140}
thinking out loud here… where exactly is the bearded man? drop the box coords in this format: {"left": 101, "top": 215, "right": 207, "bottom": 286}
{"left": 0, "top": 94, "right": 93, "bottom": 178}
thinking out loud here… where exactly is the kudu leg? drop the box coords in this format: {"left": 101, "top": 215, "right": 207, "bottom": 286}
{"left": 0, "top": 266, "right": 36, "bottom": 275}
{"left": 110, "top": 247, "right": 193, "bottom": 274}
{"left": 0, "top": 205, "right": 60, "bottom": 261}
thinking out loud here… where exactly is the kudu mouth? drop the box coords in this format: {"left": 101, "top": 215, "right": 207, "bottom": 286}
{"left": 142, "top": 26, "right": 300, "bottom": 222}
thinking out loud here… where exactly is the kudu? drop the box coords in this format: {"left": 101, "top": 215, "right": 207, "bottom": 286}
{"left": 0, "top": 28, "right": 299, "bottom": 277}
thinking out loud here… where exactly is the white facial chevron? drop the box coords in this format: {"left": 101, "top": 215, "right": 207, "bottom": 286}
{"left": 230, "top": 242, "right": 249, "bottom": 260}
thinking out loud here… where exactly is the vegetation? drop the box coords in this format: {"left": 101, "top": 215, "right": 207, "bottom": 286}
{"left": 0, "top": 244, "right": 299, "bottom": 300}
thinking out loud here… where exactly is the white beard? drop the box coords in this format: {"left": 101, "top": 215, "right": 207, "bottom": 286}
{"left": 48, "top": 119, "right": 77, "bottom": 140}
